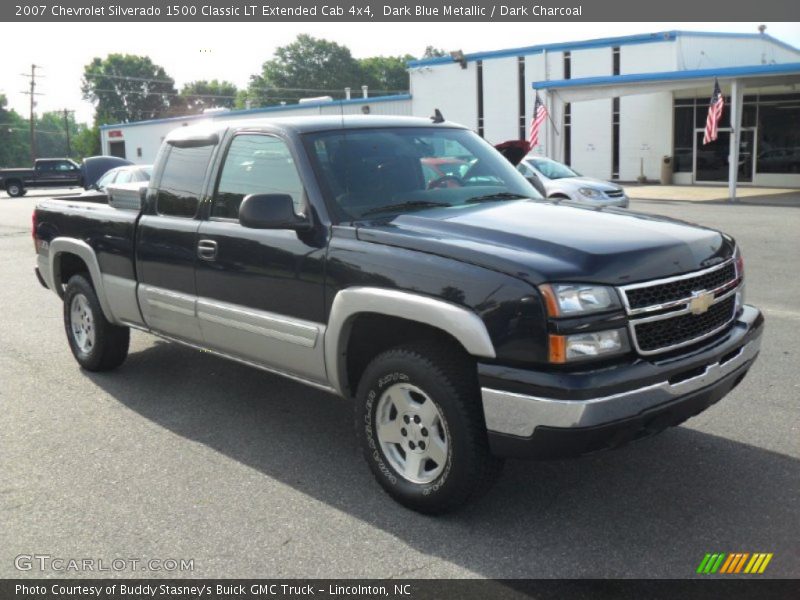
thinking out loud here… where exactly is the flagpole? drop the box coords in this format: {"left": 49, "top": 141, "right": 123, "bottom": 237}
{"left": 545, "top": 102, "right": 560, "bottom": 137}
{"left": 535, "top": 90, "right": 560, "bottom": 136}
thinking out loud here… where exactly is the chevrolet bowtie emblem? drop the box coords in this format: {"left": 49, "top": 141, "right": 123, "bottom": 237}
{"left": 689, "top": 291, "right": 715, "bottom": 315}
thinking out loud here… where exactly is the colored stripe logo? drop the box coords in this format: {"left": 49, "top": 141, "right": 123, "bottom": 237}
{"left": 697, "top": 552, "right": 773, "bottom": 574}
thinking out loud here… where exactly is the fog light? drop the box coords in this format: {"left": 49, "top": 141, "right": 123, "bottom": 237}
{"left": 549, "top": 329, "right": 626, "bottom": 362}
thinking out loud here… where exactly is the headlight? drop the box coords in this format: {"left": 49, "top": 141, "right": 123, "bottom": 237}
{"left": 578, "top": 187, "right": 602, "bottom": 198}
{"left": 539, "top": 283, "right": 621, "bottom": 316}
{"left": 548, "top": 329, "right": 628, "bottom": 363}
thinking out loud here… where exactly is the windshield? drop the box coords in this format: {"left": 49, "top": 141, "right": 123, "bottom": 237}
{"left": 95, "top": 169, "right": 117, "bottom": 189}
{"left": 304, "top": 127, "right": 541, "bottom": 221}
{"left": 528, "top": 157, "right": 579, "bottom": 180}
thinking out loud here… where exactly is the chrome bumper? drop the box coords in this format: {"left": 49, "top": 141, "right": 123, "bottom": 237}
{"left": 481, "top": 311, "right": 761, "bottom": 438}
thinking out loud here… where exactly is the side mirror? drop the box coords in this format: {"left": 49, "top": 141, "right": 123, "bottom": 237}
{"left": 239, "top": 193, "right": 311, "bottom": 231}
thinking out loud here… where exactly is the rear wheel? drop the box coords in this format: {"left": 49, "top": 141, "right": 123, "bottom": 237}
{"left": 355, "top": 341, "right": 503, "bottom": 514}
{"left": 63, "top": 274, "right": 129, "bottom": 371}
{"left": 5, "top": 181, "right": 24, "bottom": 197}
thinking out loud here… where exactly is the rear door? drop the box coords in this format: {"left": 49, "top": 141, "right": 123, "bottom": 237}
{"left": 194, "top": 132, "right": 328, "bottom": 384}
{"left": 136, "top": 141, "right": 216, "bottom": 343}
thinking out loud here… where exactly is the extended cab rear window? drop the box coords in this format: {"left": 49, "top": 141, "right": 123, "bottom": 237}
{"left": 156, "top": 145, "right": 214, "bottom": 218}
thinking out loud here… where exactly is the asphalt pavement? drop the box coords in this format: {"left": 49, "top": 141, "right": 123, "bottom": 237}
{"left": 1, "top": 192, "right": 798, "bottom": 578}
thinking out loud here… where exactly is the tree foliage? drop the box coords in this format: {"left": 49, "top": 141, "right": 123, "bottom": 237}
{"left": 244, "top": 35, "right": 416, "bottom": 107}
{"left": 0, "top": 95, "right": 30, "bottom": 167}
{"left": 246, "top": 35, "right": 362, "bottom": 106}
{"left": 81, "top": 54, "right": 182, "bottom": 125}
{"left": 0, "top": 96, "right": 98, "bottom": 167}
{"left": 423, "top": 46, "right": 447, "bottom": 58}
{"left": 359, "top": 55, "right": 415, "bottom": 94}
{"left": 180, "top": 80, "right": 238, "bottom": 113}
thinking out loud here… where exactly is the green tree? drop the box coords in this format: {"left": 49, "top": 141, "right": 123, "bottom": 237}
{"left": 245, "top": 34, "right": 361, "bottom": 106}
{"left": 81, "top": 54, "right": 181, "bottom": 124}
{"left": 358, "top": 56, "right": 412, "bottom": 94}
{"left": 180, "top": 80, "right": 238, "bottom": 113}
{"left": 35, "top": 111, "right": 88, "bottom": 159}
{"left": 423, "top": 46, "right": 447, "bottom": 58}
{"left": 73, "top": 123, "right": 101, "bottom": 158}
{"left": 0, "top": 94, "right": 31, "bottom": 167}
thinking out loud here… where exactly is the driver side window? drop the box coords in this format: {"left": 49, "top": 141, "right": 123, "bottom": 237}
{"left": 213, "top": 134, "right": 305, "bottom": 219}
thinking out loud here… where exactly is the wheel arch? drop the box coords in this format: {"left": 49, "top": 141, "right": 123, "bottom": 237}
{"left": 324, "top": 287, "right": 496, "bottom": 398}
{"left": 49, "top": 238, "right": 116, "bottom": 322}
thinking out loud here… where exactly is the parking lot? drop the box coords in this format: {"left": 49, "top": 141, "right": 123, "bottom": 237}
{"left": 1, "top": 190, "right": 798, "bottom": 578}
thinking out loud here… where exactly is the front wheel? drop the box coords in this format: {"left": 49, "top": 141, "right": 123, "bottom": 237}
{"left": 63, "top": 274, "right": 130, "bottom": 371}
{"left": 355, "top": 342, "right": 503, "bottom": 514}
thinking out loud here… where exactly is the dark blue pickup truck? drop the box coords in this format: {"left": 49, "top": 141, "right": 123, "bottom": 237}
{"left": 32, "top": 116, "right": 763, "bottom": 513}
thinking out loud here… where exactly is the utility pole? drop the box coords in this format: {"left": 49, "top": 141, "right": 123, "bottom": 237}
{"left": 20, "top": 64, "right": 43, "bottom": 162}
{"left": 62, "top": 109, "right": 74, "bottom": 157}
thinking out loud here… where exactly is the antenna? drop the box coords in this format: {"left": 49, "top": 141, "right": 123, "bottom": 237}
{"left": 430, "top": 109, "right": 445, "bottom": 123}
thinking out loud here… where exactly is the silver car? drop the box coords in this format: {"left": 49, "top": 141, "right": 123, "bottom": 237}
{"left": 517, "top": 156, "right": 629, "bottom": 208}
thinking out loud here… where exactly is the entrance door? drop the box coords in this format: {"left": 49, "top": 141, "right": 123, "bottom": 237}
{"left": 694, "top": 128, "right": 755, "bottom": 183}
{"left": 108, "top": 140, "right": 126, "bottom": 159}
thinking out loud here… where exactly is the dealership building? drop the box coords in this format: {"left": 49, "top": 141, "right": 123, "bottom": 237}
{"left": 101, "top": 30, "right": 800, "bottom": 187}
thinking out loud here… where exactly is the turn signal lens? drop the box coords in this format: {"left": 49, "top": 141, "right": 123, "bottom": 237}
{"left": 548, "top": 335, "right": 567, "bottom": 363}
{"left": 734, "top": 246, "right": 744, "bottom": 279}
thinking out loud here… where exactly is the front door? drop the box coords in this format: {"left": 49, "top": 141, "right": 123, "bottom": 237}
{"left": 195, "top": 133, "right": 328, "bottom": 384}
{"left": 136, "top": 142, "right": 215, "bottom": 343}
{"left": 694, "top": 128, "right": 755, "bottom": 183}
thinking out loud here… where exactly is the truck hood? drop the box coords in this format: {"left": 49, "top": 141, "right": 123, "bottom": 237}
{"left": 355, "top": 200, "right": 733, "bottom": 285}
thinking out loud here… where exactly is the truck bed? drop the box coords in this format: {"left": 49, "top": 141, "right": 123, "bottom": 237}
{"left": 36, "top": 199, "right": 140, "bottom": 281}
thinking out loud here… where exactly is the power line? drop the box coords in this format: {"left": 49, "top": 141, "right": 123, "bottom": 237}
{"left": 82, "top": 72, "right": 409, "bottom": 94}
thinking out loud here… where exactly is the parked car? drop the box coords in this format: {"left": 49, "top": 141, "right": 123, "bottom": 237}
{"left": 33, "top": 116, "right": 762, "bottom": 513}
{"left": 1, "top": 158, "right": 82, "bottom": 197}
{"left": 517, "top": 156, "right": 629, "bottom": 208}
{"left": 79, "top": 156, "right": 134, "bottom": 190}
{"left": 75, "top": 165, "right": 152, "bottom": 202}
{"left": 1, "top": 156, "right": 133, "bottom": 198}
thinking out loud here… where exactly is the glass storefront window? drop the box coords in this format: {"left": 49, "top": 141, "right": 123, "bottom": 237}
{"left": 673, "top": 105, "right": 694, "bottom": 172}
{"left": 756, "top": 95, "right": 800, "bottom": 174}
{"left": 674, "top": 93, "right": 800, "bottom": 177}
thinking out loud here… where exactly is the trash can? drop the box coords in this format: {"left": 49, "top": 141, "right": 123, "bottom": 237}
{"left": 660, "top": 156, "right": 673, "bottom": 185}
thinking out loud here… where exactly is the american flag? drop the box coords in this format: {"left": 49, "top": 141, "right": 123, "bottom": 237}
{"left": 529, "top": 93, "right": 548, "bottom": 150}
{"left": 703, "top": 79, "right": 725, "bottom": 145}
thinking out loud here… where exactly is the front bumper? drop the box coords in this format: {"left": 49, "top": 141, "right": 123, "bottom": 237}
{"left": 481, "top": 305, "right": 763, "bottom": 459}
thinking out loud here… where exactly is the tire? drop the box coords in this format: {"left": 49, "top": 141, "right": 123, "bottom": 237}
{"left": 63, "top": 274, "right": 130, "bottom": 371}
{"left": 5, "top": 181, "right": 24, "bottom": 197}
{"left": 355, "top": 341, "right": 503, "bottom": 514}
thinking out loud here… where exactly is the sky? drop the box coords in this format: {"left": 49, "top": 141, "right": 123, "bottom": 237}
{"left": 1, "top": 21, "right": 799, "bottom": 124}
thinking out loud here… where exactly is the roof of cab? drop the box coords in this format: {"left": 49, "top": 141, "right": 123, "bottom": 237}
{"left": 164, "top": 115, "right": 467, "bottom": 144}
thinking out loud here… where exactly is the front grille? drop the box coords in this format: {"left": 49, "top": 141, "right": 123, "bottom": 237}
{"left": 605, "top": 189, "right": 625, "bottom": 198}
{"left": 633, "top": 296, "right": 736, "bottom": 353}
{"left": 625, "top": 262, "right": 736, "bottom": 310}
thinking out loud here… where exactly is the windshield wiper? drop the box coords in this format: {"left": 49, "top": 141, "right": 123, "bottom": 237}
{"left": 359, "top": 200, "right": 452, "bottom": 217}
{"left": 465, "top": 192, "right": 529, "bottom": 204}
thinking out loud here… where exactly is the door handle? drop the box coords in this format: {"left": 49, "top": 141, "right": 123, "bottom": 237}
{"left": 197, "top": 239, "right": 218, "bottom": 261}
